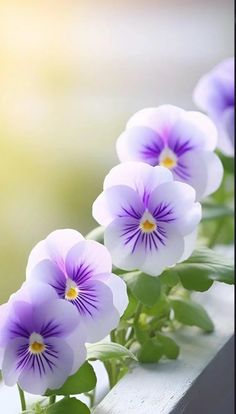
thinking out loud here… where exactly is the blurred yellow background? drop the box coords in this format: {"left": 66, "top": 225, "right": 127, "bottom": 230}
{"left": 0, "top": 0, "right": 234, "bottom": 302}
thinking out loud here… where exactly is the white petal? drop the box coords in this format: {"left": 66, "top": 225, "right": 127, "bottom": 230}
{"left": 200, "top": 152, "right": 223, "bottom": 198}
{"left": 46, "top": 229, "right": 84, "bottom": 263}
{"left": 94, "top": 273, "right": 128, "bottom": 316}
{"left": 103, "top": 162, "right": 173, "bottom": 192}
{"left": 175, "top": 150, "right": 208, "bottom": 201}
{"left": 26, "top": 240, "right": 49, "bottom": 277}
{"left": 179, "top": 228, "right": 198, "bottom": 262}
{"left": 26, "top": 229, "right": 84, "bottom": 277}
{"left": 141, "top": 227, "right": 185, "bottom": 276}
{"left": 65, "top": 326, "right": 87, "bottom": 375}
{"left": 126, "top": 105, "right": 185, "bottom": 133}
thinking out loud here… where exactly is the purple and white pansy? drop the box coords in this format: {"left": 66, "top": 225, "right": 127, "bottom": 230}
{"left": 116, "top": 105, "right": 223, "bottom": 200}
{"left": 0, "top": 282, "right": 87, "bottom": 395}
{"left": 92, "top": 162, "right": 202, "bottom": 276}
{"left": 26, "top": 229, "right": 128, "bottom": 343}
{"left": 193, "top": 58, "right": 234, "bottom": 157}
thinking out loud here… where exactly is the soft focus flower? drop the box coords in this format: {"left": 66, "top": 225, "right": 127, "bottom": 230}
{"left": 116, "top": 105, "right": 223, "bottom": 200}
{"left": 193, "top": 58, "right": 234, "bottom": 156}
{"left": 26, "top": 229, "right": 128, "bottom": 343}
{"left": 0, "top": 282, "right": 86, "bottom": 395}
{"left": 92, "top": 162, "right": 202, "bottom": 276}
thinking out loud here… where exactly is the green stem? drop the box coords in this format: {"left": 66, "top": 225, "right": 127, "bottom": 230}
{"left": 49, "top": 395, "right": 56, "bottom": 405}
{"left": 126, "top": 302, "right": 143, "bottom": 344}
{"left": 110, "top": 330, "right": 116, "bottom": 343}
{"left": 104, "top": 360, "right": 118, "bottom": 389}
{"left": 133, "top": 303, "right": 143, "bottom": 325}
{"left": 17, "top": 384, "right": 26, "bottom": 412}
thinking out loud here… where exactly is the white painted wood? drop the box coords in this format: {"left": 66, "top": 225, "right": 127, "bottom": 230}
{"left": 93, "top": 283, "right": 234, "bottom": 414}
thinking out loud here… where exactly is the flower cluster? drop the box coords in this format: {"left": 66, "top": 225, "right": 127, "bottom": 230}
{"left": 116, "top": 105, "right": 223, "bottom": 200}
{"left": 93, "top": 162, "right": 202, "bottom": 276}
{"left": 0, "top": 58, "right": 233, "bottom": 408}
{"left": 0, "top": 230, "right": 128, "bottom": 394}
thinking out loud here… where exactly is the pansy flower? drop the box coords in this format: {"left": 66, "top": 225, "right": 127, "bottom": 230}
{"left": 92, "top": 162, "right": 202, "bottom": 276}
{"left": 116, "top": 105, "right": 223, "bottom": 200}
{"left": 193, "top": 57, "right": 234, "bottom": 157}
{"left": 26, "top": 229, "right": 128, "bottom": 343}
{"left": 0, "top": 282, "right": 86, "bottom": 395}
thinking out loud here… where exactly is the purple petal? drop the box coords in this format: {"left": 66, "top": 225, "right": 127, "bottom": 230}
{"left": 168, "top": 111, "right": 217, "bottom": 153}
{"left": 104, "top": 217, "right": 147, "bottom": 271}
{"left": 2, "top": 337, "right": 27, "bottom": 386}
{"left": 27, "top": 260, "right": 67, "bottom": 298}
{"left": 117, "top": 126, "right": 164, "bottom": 165}
{"left": 65, "top": 240, "right": 112, "bottom": 282}
{"left": 18, "top": 338, "right": 74, "bottom": 394}
{"left": 148, "top": 181, "right": 201, "bottom": 235}
{"left": 141, "top": 224, "right": 185, "bottom": 276}
{"left": 74, "top": 280, "right": 120, "bottom": 343}
{"left": 93, "top": 184, "right": 144, "bottom": 227}
{"left": 36, "top": 299, "right": 81, "bottom": 338}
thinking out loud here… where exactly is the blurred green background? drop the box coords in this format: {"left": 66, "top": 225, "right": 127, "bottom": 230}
{"left": 0, "top": 0, "right": 234, "bottom": 303}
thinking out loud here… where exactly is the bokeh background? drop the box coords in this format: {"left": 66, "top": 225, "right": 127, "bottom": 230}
{"left": 0, "top": 0, "right": 234, "bottom": 303}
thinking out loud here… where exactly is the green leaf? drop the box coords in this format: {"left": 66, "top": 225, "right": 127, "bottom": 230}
{"left": 122, "top": 271, "right": 161, "bottom": 306}
{"left": 159, "top": 269, "right": 180, "bottom": 287}
{"left": 170, "top": 298, "right": 214, "bottom": 332}
{"left": 202, "top": 203, "right": 234, "bottom": 221}
{"left": 45, "top": 362, "right": 96, "bottom": 396}
{"left": 134, "top": 324, "right": 149, "bottom": 344}
{"left": 176, "top": 268, "right": 213, "bottom": 292}
{"left": 219, "top": 153, "right": 234, "bottom": 174}
{"left": 122, "top": 291, "right": 138, "bottom": 320}
{"left": 86, "top": 226, "right": 104, "bottom": 243}
{"left": 138, "top": 338, "right": 163, "bottom": 363}
{"left": 177, "top": 247, "right": 234, "bottom": 286}
{"left": 87, "top": 342, "right": 137, "bottom": 361}
{"left": 156, "top": 333, "right": 180, "bottom": 359}
{"left": 46, "top": 397, "right": 90, "bottom": 414}
{"left": 143, "top": 293, "right": 170, "bottom": 317}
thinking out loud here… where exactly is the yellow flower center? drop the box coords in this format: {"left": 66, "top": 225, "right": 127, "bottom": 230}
{"left": 160, "top": 155, "right": 177, "bottom": 169}
{"left": 65, "top": 286, "right": 79, "bottom": 301}
{"left": 65, "top": 279, "right": 79, "bottom": 301}
{"left": 29, "top": 333, "right": 45, "bottom": 354}
{"left": 30, "top": 341, "right": 45, "bottom": 354}
{"left": 159, "top": 148, "right": 177, "bottom": 169}
{"left": 140, "top": 212, "right": 156, "bottom": 233}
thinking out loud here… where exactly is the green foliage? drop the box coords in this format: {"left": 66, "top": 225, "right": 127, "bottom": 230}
{"left": 87, "top": 342, "right": 137, "bottom": 361}
{"left": 156, "top": 333, "right": 179, "bottom": 359}
{"left": 122, "top": 291, "right": 138, "bottom": 320}
{"left": 122, "top": 271, "right": 161, "bottom": 306}
{"left": 45, "top": 362, "right": 96, "bottom": 396}
{"left": 170, "top": 298, "right": 214, "bottom": 332}
{"left": 163, "top": 247, "right": 235, "bottom": 292}
{"left": 86, "top": 226, "right": 104, "bottom": 243}
{"left": 202, "top": 202, "right": 234, "bottom": 221}
{"left": 45, "top": 397, "right": 90, "bottom": 414}
{"left": 137, "top": 338, "right": 163, "bottom": 363}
